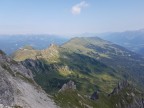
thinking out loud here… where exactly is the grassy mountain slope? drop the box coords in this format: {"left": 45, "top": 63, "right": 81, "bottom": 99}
{"left": 13, "top": 37, "right": 144, "bottom": 91}
{"left": 17, "top": 44, "right": 119, "bottom": 94}
{"left": 62, "top": 37, "right": 144, "bottom": 89}
{"left": 12, "top": 37, "right": 144, "bottom": 108}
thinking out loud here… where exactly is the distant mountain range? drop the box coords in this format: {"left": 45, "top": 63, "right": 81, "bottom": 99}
{"left": 98, "top": 29, "right": 144, "bottom": 56}
{"left": 1, "top": 29, "right": 144, "bottom": 56}
{"left": 0, "top": 34, "right": 68, "bottom": 54}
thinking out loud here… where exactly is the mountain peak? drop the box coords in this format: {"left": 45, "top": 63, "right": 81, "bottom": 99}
{"left": 49, "top": 43, "right": 58, "bottom": 49}
{"left": 43, "top": 43, "right": 59, "bottom": 54}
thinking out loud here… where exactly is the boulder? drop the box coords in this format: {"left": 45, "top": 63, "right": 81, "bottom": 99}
{"left": 59, "top": 80, "right": 76, "bottom": 92}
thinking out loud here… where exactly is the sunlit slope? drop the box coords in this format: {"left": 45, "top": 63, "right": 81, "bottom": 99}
{"left": 62, "top": 37, "right": 144, "bottom": 89}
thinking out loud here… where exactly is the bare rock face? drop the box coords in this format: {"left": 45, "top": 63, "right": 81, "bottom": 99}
{"left": 109, "top": 81, "right": 144, "bottom": 108}
{"left": 109, "top": 80, "right": 129, "bottom": 96}
{"left": 0, "top": 66, "right": 14, "bottom": 106}
{"left": 21, "top": 59, "right": 49, "bottom": 74}
{"left": 0, "top": 50, "right": 58, "bottom": 108}
{"left": 59, "top": 80, "right": 76, "bottom": 92}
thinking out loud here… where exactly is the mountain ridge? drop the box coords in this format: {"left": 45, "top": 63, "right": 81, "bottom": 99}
{"left": 11, "top": 36, "right": 144, "bottom": 108}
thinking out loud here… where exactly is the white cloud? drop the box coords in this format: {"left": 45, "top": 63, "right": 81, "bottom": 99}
{"left": 71, "top": 1, "right": 89, "bottom": 15}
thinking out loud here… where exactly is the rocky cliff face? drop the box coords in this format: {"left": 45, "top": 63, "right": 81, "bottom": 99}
{"left": 21, "top": 59, "right": 49, "bottom": 74}
{"left": 109, "top": 80, "right": 129, "bottom": 96}
{"left": 109, "top": 81, "right": 144, "bottom": 108}
{"left": 0, "top": 50, "right": 58, "bottom": 108}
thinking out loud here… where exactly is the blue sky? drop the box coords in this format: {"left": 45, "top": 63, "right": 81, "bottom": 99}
{"left": 0, "top": 0, "right": 144, "bottom": 35}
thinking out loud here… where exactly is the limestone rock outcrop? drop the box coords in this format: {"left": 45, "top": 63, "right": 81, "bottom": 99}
{"left": 59, "top": 80, "right": 76, "bottom": 92}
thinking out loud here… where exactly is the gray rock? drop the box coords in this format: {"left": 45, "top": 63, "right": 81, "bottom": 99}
{"left": 109, "top": 80, "right": 129, "bottom": 96}
{"left": 0, "top": 66, "right": 14, "bottom": 106}
{"left": 108, "top": 81, "right": 144, "bottom": 108}
{"left": 59, "top": 80, "right": 76, "bottom": 92}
